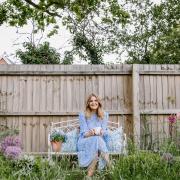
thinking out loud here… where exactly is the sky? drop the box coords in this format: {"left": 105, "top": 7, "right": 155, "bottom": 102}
{"left": 0, "top": 22, "right": 75, "bottom": 64}
{"left": 0, "top": 0, "right": 161, "bottom": 64}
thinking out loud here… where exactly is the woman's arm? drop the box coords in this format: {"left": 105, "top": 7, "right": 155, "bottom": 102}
{"left": 79, "top": 112, "right": 95, "bottom": 138}
{"left": 100, "top": 112, "right": 109, "bottom": 136}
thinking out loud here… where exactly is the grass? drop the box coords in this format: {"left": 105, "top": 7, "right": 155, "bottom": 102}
{"left": 0, "top": 127, "right": 180, "bottom": 179}
{"left": 0, "top": 151, "right": 180, "bottom": 180}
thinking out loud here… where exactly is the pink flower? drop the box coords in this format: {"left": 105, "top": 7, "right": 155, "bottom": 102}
{"left": 168, "top": 114, "right": 176, "bottom": 124}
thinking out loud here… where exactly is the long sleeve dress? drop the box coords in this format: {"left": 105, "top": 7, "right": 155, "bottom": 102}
{"left": 77, "top": 112, "right": 109, "bottom": 169}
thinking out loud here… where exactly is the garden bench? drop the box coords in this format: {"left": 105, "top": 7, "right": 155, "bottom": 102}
{"left": 48, "top": 119, "right": 127, "bottom": 159}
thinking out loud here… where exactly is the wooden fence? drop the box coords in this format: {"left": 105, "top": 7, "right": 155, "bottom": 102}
{"left": 0, "top": 64, "right": 180, "bottom": 153}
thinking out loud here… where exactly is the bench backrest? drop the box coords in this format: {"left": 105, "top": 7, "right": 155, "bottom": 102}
{"left": 50, "top": 119, "right": 122, "bottom": 133}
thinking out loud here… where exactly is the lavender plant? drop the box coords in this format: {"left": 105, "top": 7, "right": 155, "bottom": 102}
{"left": 4, "top": 146, "right": 22, "bottom": 159}
{"left": 0, "top": 136, "right": 21, "bottom": 153}
{"left": 0, "top": 136, "right": 22, "bottom": 159}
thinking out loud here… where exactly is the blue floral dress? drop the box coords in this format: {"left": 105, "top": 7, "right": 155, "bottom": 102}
{"left": 77, "top": 112, "right": 109, "bottom": 169}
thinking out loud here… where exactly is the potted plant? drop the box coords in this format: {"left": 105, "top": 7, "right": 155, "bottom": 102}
{"left": 50, "top": 130, "right": 66, "bottom": 152}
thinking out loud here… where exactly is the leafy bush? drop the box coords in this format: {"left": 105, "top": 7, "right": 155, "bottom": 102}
{"left": 0, "top": 151, "right": 179, "bottom": 179}
{"left": 160, "top": 139, "right": 180, "bottom": 156}
{"left": 13, "top": 155, "right": 35, "bottom": 177}
{"left": 111, "top": 152, "right": 180, "bottom": 180}
{"left": 16, "top": 42, "right": 61, "bottom": 64}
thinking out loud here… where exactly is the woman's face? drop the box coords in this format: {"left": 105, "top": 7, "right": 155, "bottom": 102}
{"left": 89, "top": 96, "right": 99, "bottom": 111}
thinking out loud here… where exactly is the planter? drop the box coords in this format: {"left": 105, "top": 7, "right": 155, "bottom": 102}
{"left": 51, "top": 141, "right": 62, "bottom": 152}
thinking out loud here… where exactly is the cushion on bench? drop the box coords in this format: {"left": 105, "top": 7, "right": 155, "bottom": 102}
{"left": 105, "top": 127, "right": 124, "bottom": 153}
{"left": 58, "top": 127, "right": 124, "bottom": 153}
{"left": 61, "top": 129, "right": 78, "bottom": 152}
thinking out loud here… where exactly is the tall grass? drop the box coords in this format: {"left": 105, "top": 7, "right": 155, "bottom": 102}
{"left": 0, "top": 124, "right": 179, "bottom": 180}
{"left": 0, "top": 150, "right": 179, "bottom": 180}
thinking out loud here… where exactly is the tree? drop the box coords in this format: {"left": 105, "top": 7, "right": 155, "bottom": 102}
{"left": 149, "top": 0, "right": 180, "bottom": 64}
{"left": 62, "top": 50, "right": 73, "bottom": 64}
{"left": 120, "top": 0, "right": 180, "bottom": 64}
{"left": 150, "top": 26, "right": 180, "bottom": 64}
{"left": 16, "top": 41, "right": 61, "bottom": 64}
{"left": 0, "top": 0, "right": 129, "bottom": 64}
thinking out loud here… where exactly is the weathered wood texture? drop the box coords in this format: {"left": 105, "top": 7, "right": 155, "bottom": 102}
{"left": 0, "top": 64, "right": 180, "bottom": 152}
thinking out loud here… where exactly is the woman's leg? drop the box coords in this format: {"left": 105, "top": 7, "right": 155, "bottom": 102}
{"left": 97, "top": 137, "right": 111, "bottom": 167}
{"left": 100, "top": 152, "right": 111, "bottom": 167}
{"left": 87, "top": 153, "right": 98, "bottom": 177}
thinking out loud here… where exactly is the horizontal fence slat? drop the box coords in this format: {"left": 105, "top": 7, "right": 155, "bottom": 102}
{"left": 0, "top": 71, "right": 132, "bottom": 75}
{"left": 1, "top": 70, "right": 180, "bottom": 75}
{"left": 140, "top": 70, "right": 180, "bottom": 75}
{"left": 0, "top": 109, "right": 179, "bottom": 116}
{"left": 0, "top": 111, "right": 131, "bottom": 116}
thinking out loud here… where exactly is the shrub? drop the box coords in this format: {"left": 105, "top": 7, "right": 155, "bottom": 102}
{"left": 0, "top": 136, "right": 21, "bottom": 153}
{"left": 111, "top": 152, "right": 180, "bottom": 179}
{"left": 4, "top": 146, "right": 22, "bottom": 159}
{"left": 13, "top": 155, "right": 35, "bottom": 177}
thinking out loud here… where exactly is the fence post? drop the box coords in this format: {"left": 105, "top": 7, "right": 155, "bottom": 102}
{"left": 132, "top": 64, "right": 140, "bottom": 148}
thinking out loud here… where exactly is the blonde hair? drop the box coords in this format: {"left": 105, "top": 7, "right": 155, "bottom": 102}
{"left": 85, "top": 93, "right": 104, "bottom": 120}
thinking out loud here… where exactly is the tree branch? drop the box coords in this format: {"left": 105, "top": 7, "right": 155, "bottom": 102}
{"left": 23, "top": 0, "right": 62, "bottom": 18}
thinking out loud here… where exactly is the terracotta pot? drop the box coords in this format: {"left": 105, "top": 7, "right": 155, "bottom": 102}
{"left": 51, "top": 141, "right": 62, "bottom": 152}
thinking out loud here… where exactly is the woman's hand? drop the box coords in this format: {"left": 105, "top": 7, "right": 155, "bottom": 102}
{"left": 100, "top": 129, "right": 103, "bottom": 136}
{"left": 85, "top": 129, "right": 95, "bottom": 137}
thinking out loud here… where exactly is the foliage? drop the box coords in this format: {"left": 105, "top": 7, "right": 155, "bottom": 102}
{"left": 0, "top": 0, "right": 129, "bottom": 64}
{"left": 122, "top": 0, "right": 180, "bottom": 64}
{"left": 61, "top": 50, "right": 74, "bottom": 64}
{"left": 16, "top": 41, "right": 61, "bottom": 64}
{"left": 0, "top": 136, "right": 21, "bottom": 153}
{"left": 0, "top": 125, "right": 19, "bottom": 142}
{"left": 129, "top": 0, "right": 180, "bottom": 64}
{"left": 0, "top": 136, "right": 22, "bottom": 159}
{"left": 149, "top": 0, "right": 180, "bottom": 64}
{"left": 50, "top": 130, "right": 66, "bottom": 142}
{"left": 111, "top": 151, "right": 180, "bottom": 179}
{"left": 73, "top": 33, "right": 103, "bottom": 64}
{"left": 13, "top": 155, "right": 35, "bottom": 177}
{"left": 160, "top": 139, "right": 180, "bottom": 157}
{"left": 0, "top": 151, "right": 180, "bottom": 179}
{"left": 0, "top": 0, "right": 179, "bottom": 63}
{"left": 150, "top": 26, "right": 180, "bottom": 64}
{"left": 140, "top": 113, "right": 180, "bottom": 151}
{"left": 4, "top": 146, "right": 22, "bottom": 159}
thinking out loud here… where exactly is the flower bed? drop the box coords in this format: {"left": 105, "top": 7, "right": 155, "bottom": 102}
{"left": 0, "top": 151, "right": 180, "bottom": 179}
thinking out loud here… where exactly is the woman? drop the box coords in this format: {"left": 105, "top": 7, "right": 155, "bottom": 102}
{"left": 77, "top": 93, "right": 110, "bottom": 177}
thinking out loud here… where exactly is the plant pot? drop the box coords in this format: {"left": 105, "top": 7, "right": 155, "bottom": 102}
{"left": 51, "top": 141, "right": 62, "bottom": 152}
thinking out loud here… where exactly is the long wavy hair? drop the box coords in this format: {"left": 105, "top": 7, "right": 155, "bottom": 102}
{"left": 85, "top": 93, "right": 104, "bottom": 120}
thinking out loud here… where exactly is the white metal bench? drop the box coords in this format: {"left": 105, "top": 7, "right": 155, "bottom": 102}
{"left": 48, "top": 119, "right": 127, "bottom": 158}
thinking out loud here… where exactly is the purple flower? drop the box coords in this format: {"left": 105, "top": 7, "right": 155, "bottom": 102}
{"left": 0, "top": 136, "right": 21, "bottom": 153}
{"left": 168, "top": 114, "right": 176, "bottom": 124}
{"left": 4, "top": 146, "right": 22, "bottom": 159}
